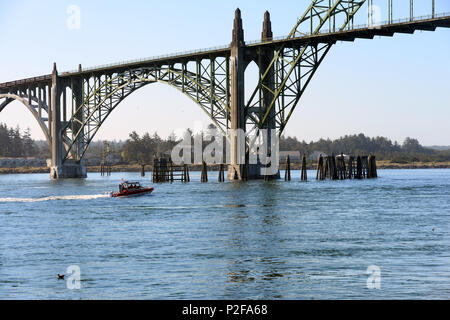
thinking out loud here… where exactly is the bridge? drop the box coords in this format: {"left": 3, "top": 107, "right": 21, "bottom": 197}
{"left": 1, "top": 0, "right": 449, "bottom": 180}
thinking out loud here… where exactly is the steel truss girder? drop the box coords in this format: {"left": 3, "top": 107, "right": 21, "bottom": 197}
{"left": 245, "top": 0, "right": 367, "bottom": 136}
{"left": 0, "top": 88, "right": 52, "bottom": 144}
{"left": 62, "top": 57, "right": 230, "bottom": 162}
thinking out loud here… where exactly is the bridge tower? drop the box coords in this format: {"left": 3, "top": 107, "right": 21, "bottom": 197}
{"left": 49, "top": 64, "right": 87, "bottom": 179}
{"left": 259, "top": 11, "right": 280, "bottom": 180}
{"left": 228, "top": 8, "right": 246, "bottom": 180}
{"left": 228, "top": 9, "right": 279, "bottom": 180}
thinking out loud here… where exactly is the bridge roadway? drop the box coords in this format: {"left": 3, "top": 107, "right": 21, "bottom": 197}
{"left": 1, "top": 13, "right": 449, "bottom": 90}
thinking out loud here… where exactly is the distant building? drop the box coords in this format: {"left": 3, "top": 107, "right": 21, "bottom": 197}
{"left": 308, "top": 151, "right": 327, "bottom": 161}
{"left": 279, "top": 151, "right": 301, "bottom": 162}
{"left": 0, "top": 158, "right": 47, "bottom": 168}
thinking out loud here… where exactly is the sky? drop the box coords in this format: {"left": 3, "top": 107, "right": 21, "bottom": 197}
{"left": 0, "top": 0, "right": 449, "bottom": 146}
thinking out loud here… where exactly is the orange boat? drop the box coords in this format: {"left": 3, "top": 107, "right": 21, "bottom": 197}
{"left": 112, "top": 181, "right": 154, "bottom": 198}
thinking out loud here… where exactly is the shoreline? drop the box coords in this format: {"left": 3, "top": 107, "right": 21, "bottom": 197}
{"left": 1, "top": 161, "right": 450, "bottom": 175}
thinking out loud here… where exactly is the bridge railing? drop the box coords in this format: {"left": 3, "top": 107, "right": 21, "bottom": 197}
{"left": 63, "top": 44, "right": 231, "bottom": 75}
{"left": 245, "top": 11, "right": 450, "bottom": 45}
{"left": 0, "top": 75, "right": 52, "bottom": 88}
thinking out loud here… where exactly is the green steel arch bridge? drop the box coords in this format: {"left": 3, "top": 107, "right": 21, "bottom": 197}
{"left": 1, "top": 0, "right": 449, "bottom": 179}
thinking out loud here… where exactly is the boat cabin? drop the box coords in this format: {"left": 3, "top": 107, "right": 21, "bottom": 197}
{"left": 119, "top": 181, "right": 142, "bottom": 193}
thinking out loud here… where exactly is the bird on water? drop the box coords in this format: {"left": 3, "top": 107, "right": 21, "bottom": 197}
{"left": 57, "top": 274, "right": 65, "bottom": 280}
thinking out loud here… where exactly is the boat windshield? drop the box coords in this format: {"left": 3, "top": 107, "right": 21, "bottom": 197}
{"left": 121, "top": 182, "right": 141, "bottom": 189}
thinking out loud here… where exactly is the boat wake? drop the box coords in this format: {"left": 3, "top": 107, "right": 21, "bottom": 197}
{"left": 0, "top": 194, "right": 110, "bottom": 203}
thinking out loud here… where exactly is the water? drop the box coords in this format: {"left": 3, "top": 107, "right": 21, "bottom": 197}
{"left": 0, "top": 169, "right": 449, "bottom": 299}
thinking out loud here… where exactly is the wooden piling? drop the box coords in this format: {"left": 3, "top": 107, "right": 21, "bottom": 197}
{"left": 336, "top": 153, "right": 347, "bottom": 180}
{"left": 361, "top": 156, "right": 369, "bottom": 179}
{"left": 329, "top": 154, "right": 338, "bottom": 180}
{"left": 368, "top": 155, "right": 378, "bottom": 179}
{"left": 301, "top": 155, "right": 307, "bottom": 181}
{"left": 372, "top": 156, "right": 378, "bottom": 178}
{"left": 356, "top": 156, "right": 363, "bottom": 179}
{"left": 342, "top": 155, "right": 347, "bottom": 180}
{"left": 347, "top": 156, "right": 354, "bottom": 179}
{"left": 181, "top": 164, "right": 190, "bottom": 183}
{"left": 285, "top": 155, "right": 291, "bottom": 181}
{"left": 324, "top": 156, "right": 330, "bottom": 180}
{"left": 218, "top": 164, "right": 225, "bottom": 182}
{"left": 100, "top": 162, "right": 111, "bottom": 176}
{"left": 201, "top": 161, "right": 208, "bottom": 182}
{"left": 316, "top": 155, "right": 323, "bottom": 181}
{"left": 186, "top": 164, "right": 190, "bottom": 182}
{"left": 152, "top": 157, "right": 158, "bottom": 182}
{"left": 141, "top": 164, "right": 145, "bottom": 177}
{"left": 242, "top": 163, "right": 248, "bottom": 181}
{"left": 170, "top": 159, "right": 174, "bottom": 183}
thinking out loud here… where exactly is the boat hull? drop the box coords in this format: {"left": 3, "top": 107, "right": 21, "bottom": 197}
{"left": 112, "top": 188, "right": 154, "bottom": 198}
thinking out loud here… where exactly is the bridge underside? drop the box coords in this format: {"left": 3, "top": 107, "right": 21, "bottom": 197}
{"left": 1, "top": 0, "right": 449, "bottom": 180}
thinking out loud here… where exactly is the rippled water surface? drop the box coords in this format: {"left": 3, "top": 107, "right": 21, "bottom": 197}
{"left": 0, "top": 169, "right": 449, "bottom": 299}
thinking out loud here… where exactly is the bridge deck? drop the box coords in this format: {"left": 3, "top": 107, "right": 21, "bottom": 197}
{"left": 251, "top": 13, "right": 450, "bottom": 49}
{"left": 1, "top": 13, "right": 449, "bottom": 89}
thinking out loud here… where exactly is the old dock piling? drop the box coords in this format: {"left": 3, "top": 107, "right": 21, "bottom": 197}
{"left": 183, "top": 164, "right": 190, "bottom": 182}
{"left": 218, "top": 164, "right": 225, "bottom": 182}
{"left": 153, "top": 157, "right": 189, "bottom": 183}
{"left": 368, "top": 155, "right": 378, "bottom": 178}
{"left": 327, "top": 154, "right": 338, "bottom": 180}
{"left": 301, "top": 155, "right": 308, "bottom": 181}
{"left": 100, "top": 162, "right": 111, "bottom": 176}
{"left": 315, "top": 153, "right": 377, "bottom": 181}
{"left": 347, "top": 156, "right": 355, "bottom": 179}
{"left": 152, "top": 157, "right": 168, "bottom": 182}
{"left": 336, "top": 154, "right": 347, "bottom": 180}
{"left": 285, "top": 155, "right": 291, "bottom": 181}
{"left": 141, "top": 164, "right": 146, "bottom": 177}
{"left": 355, "top": 156, "right": 363, "bottom": 179}
{"left": 362, "top": 156, "right": 369, "bottom": 178}
{"left": 242, "top": 163, "right": 248, "bottom": 181}
{"left": 316, "top": 155, "right": 325, "bottom": 181}
{"left": 201, "top": 161, "right": 208, "bottom": 183}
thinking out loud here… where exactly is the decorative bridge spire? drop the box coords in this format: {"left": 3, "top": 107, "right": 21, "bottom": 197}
{"left": 232, "top": 8, "right": 244, "bottom": 47}
{"left": 262, "top": 11, "right": 273, "bottom": 41}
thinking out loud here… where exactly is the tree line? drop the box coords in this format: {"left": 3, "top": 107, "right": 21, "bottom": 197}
{"left": 0, "top": 123, "right": 47, "bottom": 158}
{"left": 1, "top": 123, "right": 449, "bottom": 163}
{"left": 279, "top": 134, "right": 450, "bottom": 163}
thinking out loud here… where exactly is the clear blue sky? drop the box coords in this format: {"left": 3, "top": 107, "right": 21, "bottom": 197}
{"left": 1, "top": 0, "right": 449, "bottom": 146}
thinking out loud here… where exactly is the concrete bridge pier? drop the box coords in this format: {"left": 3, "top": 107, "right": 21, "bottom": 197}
{"left": 228, "top": 9, "right": 280, "bottom": 180}
{"left": 228, "top": 8, "right": 247, "bottom": 181}
{"left": 260, "top": 11, "right": 280, "bottom": 180}
{"left": 49, "top": 63, "right": 87, "bottom": 179}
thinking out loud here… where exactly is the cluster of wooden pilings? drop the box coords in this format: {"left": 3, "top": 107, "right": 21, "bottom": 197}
{"left": 316, "top": 154, "right": 378, "bottom": 181}
{"left": 152, "top": 157, "right": 190, "bottom": 183}
{"left": 150, "top": 154, "right": 377, "bottom": 183}
{"left": 100, "top": 162, "right": 112, "bottom": 176}
{"left": 284, "top": 155, "right": 308, "bottom": 182}
{"left": 199, "top": 161, "right": 228, "bottom": 183}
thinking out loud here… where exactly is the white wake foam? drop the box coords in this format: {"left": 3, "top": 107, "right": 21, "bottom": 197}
{"left": 0, "top": 194, "right": 110, "bottom": 203}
